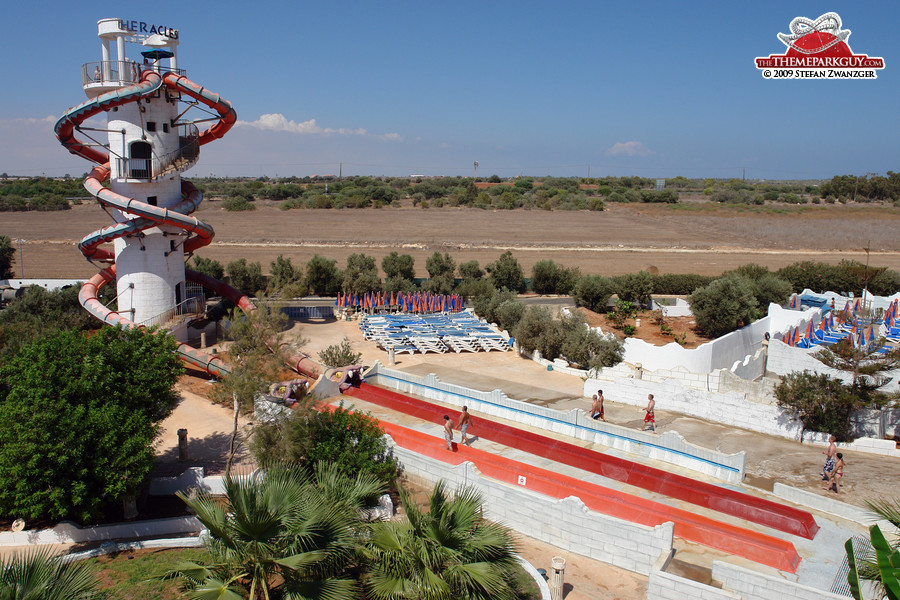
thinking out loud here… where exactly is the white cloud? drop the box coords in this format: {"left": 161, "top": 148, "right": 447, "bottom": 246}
{"left": 605, "top": 141, "right": 653, "bottom": 157}
{"left": 236, "top": 113, "right": 367, "bottom": 136}
{"left": 381, "top": 132, "right": 403, "bottom": 141}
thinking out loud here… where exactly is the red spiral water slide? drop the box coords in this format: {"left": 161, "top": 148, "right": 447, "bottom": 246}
{"left": 55, "top": 69, "right": 319, "bottom": 378}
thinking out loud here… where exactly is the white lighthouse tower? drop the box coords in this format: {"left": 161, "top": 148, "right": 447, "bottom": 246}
{"left": 83, "top": 18, "right": 197, "bottom": 328}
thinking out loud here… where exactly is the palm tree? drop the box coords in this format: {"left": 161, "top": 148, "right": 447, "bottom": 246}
{"left": 846, "top": 498, "right": 900, "bottom": 600}
{"left": 0, "top": 548, "right": 106, "bottom": 600}
{"left": 171, "top": 462, "right": 384, "bottom": 600}
{"left": 365, "top": 481, "right": 520, "bottom": 600}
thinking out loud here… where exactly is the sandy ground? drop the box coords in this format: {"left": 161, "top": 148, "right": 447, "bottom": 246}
{"left": 4, "top": 202, "right": 900, "bottom": 280}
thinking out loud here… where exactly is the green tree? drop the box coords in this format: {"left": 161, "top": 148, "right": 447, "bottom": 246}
{"left": 487, "top": 251, "right": 525, "bottom": 293}
{"left": 268, "top": 255, "right": 303, "bottom": 293}
{"left": 531, "top": 260, "right": 561, "bottom": 295}
{"left": 365, "top": 482, "right": 520, "bottom": 600}
{"left": 216, "top": 299, "right": 295, "bottom": 414}
{"left": 815, "top": 338, "right": 900, "bottom": 387}
{"left": 0, "top": 235, "right": 14, "bottom": 279}
{"left": 424, "top": 252, "right": 456, "bottom": 295}
{"left": 774, "top": 371, "right": 876, "bottom": 442}
{"left": 616, "top": 271, "right": 653, "bottom": 306}
{"left": 531, "top": 260, "right": 580, "bottom": 295}
{"left": 189, "top": 255, "right": 224, "bottom": 281}
{"left": 343, "top": 253, "right": 381, "bottom": 295}
{"left": 250, "top": 401, "right": 398, "bottom": 486}
{"left": 689, "top": 276, "right": 758, "bottom": 337}
{"left": 458, "top": 260, "right": 484, "bottom": 280}
{"left": 558, "top": 312, "right": 623, "bottom": 370}
{"left": 226, "top": 258, "right": 267, "bottom": 296}
{"left": 0, "top": 548, "right": 106, "bottom": 600}
{"left": 0, "top": 285, "right": 100, "bottom": 361}
{"left": 0, "top": 327, "right": 182, "bottom": 522}
{"left": 172, "top": 463, "right": 384, "bottom": 600}
{"left": 382, "top": 252, "right": 416, "bottom": 282}
{"left": 305, "top": 254, "right": 342, "bottom": 296}
{"left": 572, "top": 275, "right": 616, "bottom": 313}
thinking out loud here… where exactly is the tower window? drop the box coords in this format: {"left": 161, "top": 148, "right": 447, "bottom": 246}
{"left": 162, "top": 123, "right": 169, "bottom": 133}
{"left": 129, "top": 141, "right": 151, "bottom": 179}
{"left": 147, "top": 195, "right": 157, "bottom": 206}
{"left": 146, "top": 121, "right": 157, "bottom": 132}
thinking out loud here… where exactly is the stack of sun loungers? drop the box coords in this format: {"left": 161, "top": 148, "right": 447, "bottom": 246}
{"left": 359, "top": 312, "right": 512, "bottom": 355}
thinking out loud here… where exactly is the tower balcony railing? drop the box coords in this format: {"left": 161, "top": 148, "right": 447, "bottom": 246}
{"left": 138, "top": 295, "right": 206, "bottom": 329}
{"left": 116, "top": 123, "right": 200, "bottom": 181}
{"left": 82, "top": 60, "right": 185, "bottom": 89}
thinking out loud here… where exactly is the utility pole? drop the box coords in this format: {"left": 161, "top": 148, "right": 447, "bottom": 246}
{"left": 14, "top": 239, "right": 24, "bottom": 278}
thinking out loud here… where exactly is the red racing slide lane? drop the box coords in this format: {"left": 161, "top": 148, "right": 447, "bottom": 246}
{"left": 325, "top": 402, "right": 801, "bottom": 572}
{"left": 344, "top": 383, "right": 818, "bottom": 541}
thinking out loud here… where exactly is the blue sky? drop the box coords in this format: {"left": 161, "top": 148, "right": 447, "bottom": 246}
{"left": 2, "top": 1, "right": 897, "bottom": 179}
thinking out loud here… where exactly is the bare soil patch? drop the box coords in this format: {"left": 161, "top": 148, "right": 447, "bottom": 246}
{"left": 4, "top": 202, "right": 900, "bottom": 280}
{"left": 577, "top": 306, "right": 713, "bottom": 349}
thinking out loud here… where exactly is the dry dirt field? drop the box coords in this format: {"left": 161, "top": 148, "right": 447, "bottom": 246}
{"left": 4, "top": 200, "right": 900, "bottom": 279}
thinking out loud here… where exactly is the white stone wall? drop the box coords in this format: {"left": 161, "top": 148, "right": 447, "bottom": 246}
{"left": 712, "top": 561, "right": 847, "bottom": 600}
{"left": 0, "top": 516, "right": 200, "bottom": 547}
{"left": 393, "top": 444, "right": 674, "bottom": 576}
{"left": 648, "top": 570, "right": 740, "bottom": 600}
{"left": 583, "top": 371, "right": 805, "bottom": 440}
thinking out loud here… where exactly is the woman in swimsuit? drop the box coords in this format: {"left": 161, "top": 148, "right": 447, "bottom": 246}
{"left": 824, "top": 452, "right": 844, "bottom": 494}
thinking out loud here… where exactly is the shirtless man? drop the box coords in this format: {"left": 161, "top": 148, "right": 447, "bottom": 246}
{"left": 443, "top": 415, "right": 455, "bottom": 451}
{"left": 591, "top": 391, "right": 605, "bottom": 421}
{"left": 824, "top": 452, "right": 845, "bottom": 494}
{"left": 822, "top": 435, "right": 837, "bottom": 481}
{"left": 642, "top": 394, "right": 656, "bottom": 432}
{"left": 459, "top": 406, "right": 472, "bottom": 446}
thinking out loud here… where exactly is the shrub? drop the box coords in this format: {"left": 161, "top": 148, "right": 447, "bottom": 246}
{"left": 222, "top": 196, "right": 255, "bottom": 211}
{"left": 495, "top": 300, "right": 526, "bottom": 333}
{"left": 226, "top": 258, "right": 267, "bottom": 295}
{"left": 189, "top": 256, "right": 224, "bottom": 281}
{"left": 572, "top": 275, "right": 616, "bottom": 312}
{"left": 318, "top": 337, "right": 363, "bottom": 368}
{"left": 689, "top": 276, "right": 758, "bottom": 337}
{"left": 472, "top": 288, "right": 518, "bottom": 324}
{"left": 639, "top": 190, "right": 678, "bottom": 203}
{"left": 251, "top": 401, "right": 398, "bottom": 485}
{"left": 615, "top": 271, "right": 653, "bottom": 306}
{"left": 531, "top": 260, "right": 581, "bottom": 295}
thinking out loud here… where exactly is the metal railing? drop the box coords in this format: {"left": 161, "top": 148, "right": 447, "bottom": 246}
{"left": 138, "top": 295, "right": 205, "bottom": 329}
{"left": 116, "top": 123, "right": 200, "bottom": 180}
{"left": 81, "top": 60, "right": 185, "bottom": 88}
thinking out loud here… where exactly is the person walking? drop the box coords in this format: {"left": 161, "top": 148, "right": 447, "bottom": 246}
{"left": 822, "top": 435, "right": 837, "bottom": 481}
{"left": 642, "top": 394, "right": 656, "bottom": 432}
{"left": 459, "top": 406, "right": 472, "bottom": 446}
{"left": 824, "top": 452, "right": 845, "bottom": 494}
{"left": 443, "top": 415, "right": 455, "bottom": 451}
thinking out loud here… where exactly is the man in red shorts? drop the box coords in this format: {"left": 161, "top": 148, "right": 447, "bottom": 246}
{"left": 642, "top": 393, "right": 656, "bottom": 432}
